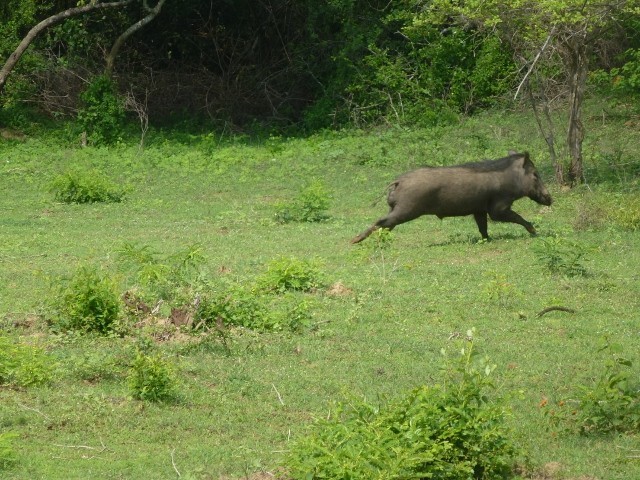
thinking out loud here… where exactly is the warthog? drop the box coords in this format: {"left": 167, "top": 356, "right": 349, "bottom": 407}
{"left": 351, "top": 151, "right": 552, "bottom": 243}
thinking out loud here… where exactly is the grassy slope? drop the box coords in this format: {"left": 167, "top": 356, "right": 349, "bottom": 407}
{"left": 1, "top": 103, "right": 639, "bottom": 479}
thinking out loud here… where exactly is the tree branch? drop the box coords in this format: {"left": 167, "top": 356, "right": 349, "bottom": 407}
{"left": 0, "top": 0, "right": 134, "bottom": 96}
{"left": 105, "top": 0, "right": 168, "bottom": 75}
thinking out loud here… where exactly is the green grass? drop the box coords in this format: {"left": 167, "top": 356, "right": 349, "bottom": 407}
{"left": 1, "top": 102, "right": 640, "bottom": 479}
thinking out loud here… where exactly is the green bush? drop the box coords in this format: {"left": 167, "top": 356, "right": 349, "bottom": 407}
{"left": 0, "top": 432, "right": 18, "bottom": 470}
{"left": 77, "top": 75, "right": 125, "bottom": 145}
{"left": 48, "top": 266, "right": 121, "bottom": 334}
{"left": 275, "top": 181, "right": 331, "bottom": 223}
{"left": 285, "top": 333, "right": 518, "bottom": 479}
{"left": 258, "top": 257, "right": 324, "bottom": 293}
{"left": 0, "top": 337, "right": 54, "bottom": 387}
{"left": 548, "top": 340, "right": 640, "bottom": 435}
{"left": 128, "top": 342, "right": 176, "bottom": 402}
{"left": 534, "top": 236, "right": 588, "bottom": 276}
{"left": 195, "top": 285, "right": 275, "bottom": 332}
{"left": 117, "top": 242, "right": 206, "bottom": 304}
{"left": 50, "top": 170, "right": 126, "bottom": 204}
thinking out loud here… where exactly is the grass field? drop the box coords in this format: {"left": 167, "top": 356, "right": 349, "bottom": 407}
{"left": 1, "top": 103, "right": 639, "bottom": 479}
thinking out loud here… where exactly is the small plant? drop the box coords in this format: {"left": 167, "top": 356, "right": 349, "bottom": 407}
{"left": 534, "top": 236, "right": 588, "bottom": 276}
{"left": 611, "top": 194, "right": 640, "bottom": 231}
{"left": 48, "top": 265, "right": 121, "bottom": 334}
{"left": 0, "top": 337, "right": 55, "bottom": 387}
{"left": 353, "top": 228, "right": 397, "bottom": 282}
{"left": 275, "top": 181, "right": 331, "bottom": 223}
{"left": 0, "top": 432, "right": 18, "bottom": 470}
{"left": 50, "top": 170, "right": 126, "bottom": 204}
{"left": 285, "top": 331, "right": 519, "bottom": 479}
{"left": 128, "top": 340, "right": 176, "bottom": 402}
{"left": 483, "top": 271, "right": 519, "bottom": 308}
{"left": 547, "top": 340, "right": 640, "bottom": 435}
{"left": 257, "top": 256, "right": 324, "bottom": 293}
{"left": 117, "top": 242, "right": 206, "bottom": 304}
{"left": 195, "top": 285, "right": 275, "bottom": 332}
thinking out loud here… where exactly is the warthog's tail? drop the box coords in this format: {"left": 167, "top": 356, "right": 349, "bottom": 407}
{"left": 369, "top": 181, "right": 397, "bottom": 207}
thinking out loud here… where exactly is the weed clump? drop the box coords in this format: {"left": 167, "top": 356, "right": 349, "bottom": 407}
{"left": 128, "top": 341, "right": 176, "bottom": 402}
{"left": 258, "top": 256, "right": 324, "bottom": 293}
{"left": 546, "top": 340, "right": 640, "bottom": 435}
{"left": 285, "top": 332, "right": 519, "bottom": 479}
{"left": 534, "top": 236, "right": 588, "bottom": 277}
{"left": 0, "top": 337, "right": 55, "bottom": 387}
{"left": 50, "top": 170, "right": 126, "bottom": 204}
{"left": 275, "top": 181, "right": 331, "bottom": 223}
{"left": 48, "top": 265, "right": 121, "bottom": 334}
{"left": 195, "top": 285, "right": 275, "bottom": 332}
{"left": 0, "top": 432, "right": 18, "bottom": 470}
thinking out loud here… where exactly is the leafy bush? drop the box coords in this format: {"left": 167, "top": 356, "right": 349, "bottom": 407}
{"left": 48, "top": 265, "right": 121, "bottom": 334}
{"left": 50, "top": 170, "right": 126, "bottom": 204}
{"left": 77, "top": 75, "right": 125, "bottom": 145}
{"left": 117, "top": 243, "right": 206, "bottom": 304}
{"left": 275, "top": 181, "right": 331, "bottom": 223}
{"left": 0, "top": 432, "right": 18, "bottom": 470}
{"left": 128, "top": 341, "right": 176, "bottom": 402}
{"left": 258, "top": 257, "right": 324, "bottom": 293}
{"left": 534, "top": 236, "right": 588, "bottom": 276}
{"left": 285, "top": 333, "right": 518, "bottom": 479}
{"left": 0, "top": 337, "right": 54, "bottom": 387}
{"left": 547, "top": 340, "right": 640, "bottom": 435}
{"left": 611, "top": 194, "right": 640, "bottom": 231}
{"left": 194, "top": 285, "right": 275, "bottom": 332}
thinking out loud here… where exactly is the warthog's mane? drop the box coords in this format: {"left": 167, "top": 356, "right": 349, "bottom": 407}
{"left": 456, "top": 153, "right": 527, "bottom": 172}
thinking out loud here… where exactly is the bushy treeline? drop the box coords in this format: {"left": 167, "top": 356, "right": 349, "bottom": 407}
{"left": 1, "top": 0, "right": 639, "bottom": 134}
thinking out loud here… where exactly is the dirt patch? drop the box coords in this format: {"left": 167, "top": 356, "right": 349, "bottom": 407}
{"left": 326, "top": 281, "right": 353, "bottom": 296}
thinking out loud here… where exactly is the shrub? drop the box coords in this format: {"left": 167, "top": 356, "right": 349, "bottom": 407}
{"left": 128, "top": 341, "right": 176, "bottom": 402}
{"left": 547, "top": 340, "right": 640, "bottom": 435}
{"left": 258, "top": 257, "right": 324, "bottom": 293}
{"left": 194, "top": 285, "right": 275, "bottom": 332}
{"left": 275, "top": 181, "right": 331, "bottom": 223}
{"left": 534, "top": 236, "right": 588, "bottom": 276}
{"left": 611, "top": 194, "right": 640, "bottom": 231}
{"left": 50, "top": 170, "right": 126, "bottom": 204}
{"left": 285, "top": 332, "right": 519, "bottom": 479}
{"left": 0, "top": 337, "right": 54, "bottom": 387}
{"left": 48, "top": 266, "right": 121, "bottom": 334}
{"left": 0, "top": 432, "right": 18, "bottom": 470}
{"left": 77, "top": 75, "right": 125, "bottom": 145}
{"left": 117, "top": 242, "right": 206, "bottom": 303}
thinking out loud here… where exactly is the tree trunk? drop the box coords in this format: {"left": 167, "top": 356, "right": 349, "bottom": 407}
{"left": 0, "top": 0, "right": 134, "bottom": 96}
{"left": 105, "top": 0, "right": 168, "bottom": 76}
{"left": 564, "top": 35, "right": 588, "bottom": 185}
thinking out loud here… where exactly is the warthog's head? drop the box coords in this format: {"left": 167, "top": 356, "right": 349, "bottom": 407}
{"left": 522, "top": 153, "right": 553, "bottom": 206}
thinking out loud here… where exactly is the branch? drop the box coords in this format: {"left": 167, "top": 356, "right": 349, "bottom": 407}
{"left": 514, "top": 26, "right": 556, "bottom": 101}
{"left": 0, "top": 0, "right": 134, "bottom": 95}
{"left": 105, "top": 0, "right": 168, "bottom": 75}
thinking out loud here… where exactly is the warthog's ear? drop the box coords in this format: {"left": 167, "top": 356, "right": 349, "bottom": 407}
{"left": 508, "top": 150, "right": 518, "bottom": 156}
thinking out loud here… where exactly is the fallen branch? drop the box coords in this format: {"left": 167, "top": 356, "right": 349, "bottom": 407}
{"left": 171, "top": 448, "right": 181, "bottom": 477}
{"left": 536, "top": 306, "right": 576, "bottom": 317}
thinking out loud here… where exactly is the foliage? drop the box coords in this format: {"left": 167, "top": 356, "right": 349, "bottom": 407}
{"left": 285, "top": 333, "right": 518, "bottom": 479}
{"left": 49, "top": 169, "right": 126, "bottom": 204}
{"left": 275, "top": 181, "right": 331, "bottom": 223}
{"left": 128, "top": 340, "right": 176, "bottom": 402}
{"left": 534, "top": 236, "right": 588, "bottom": 276}
{"left": 48, "top": 265, "right": 121, "bottom": 335}
{"left": 611, "top": 194, "right": 640, "bottom": 231}
{"left": 257, "top": 257, "right": 324, "bottom": 294}
{"left": 117, "top": 243, "right": 206, "bottom": 303}
{"left": 0, "top": 432, "right": 18, "bottom": 470}
{"left": 194, "top": 285, "right": 275, "bottom": 332}
{"left": 546, "top": 340, "right": 640, "bottom": 435}
{"left": 0, "top": 336, "right": 54, "bottom": 387}
{"left": 77, "top": 75, "right": 125, "bottom": 145}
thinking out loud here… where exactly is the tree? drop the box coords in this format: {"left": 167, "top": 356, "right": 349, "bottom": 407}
{"left": 422, "top": 0, "right": 640, "bottom": 185}
{"left": 0, "top": 0, "right": 134, "bottom": 97}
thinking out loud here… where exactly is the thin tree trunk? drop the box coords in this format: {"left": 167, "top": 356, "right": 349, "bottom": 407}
{"left": 105, "top": 0, "right": 168, "bottom": 76}
{"left": 527, "top": 81, "right": 564, "bottom": 184}
{"left": 564, "top": 36, "right": 588, "bottom": 185}
{"left": 0, "top": 0, "right": 134, "bottom": 96}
